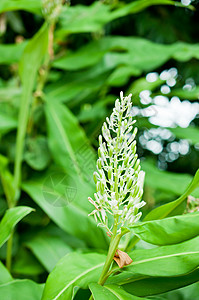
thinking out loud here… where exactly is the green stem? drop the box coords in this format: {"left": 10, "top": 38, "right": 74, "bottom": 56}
{"left": 89, "top": 233, "right": 121, "bottom": 300}
{"left": 6, "top": 231, "right": 13, "bottom": 271}
{"left": 98, "top": 233, "right": 121, "bottom": 285}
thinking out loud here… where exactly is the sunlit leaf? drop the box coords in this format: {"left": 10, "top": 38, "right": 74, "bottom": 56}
{"left": 42, "top": 252, "right": 106, "bottom": 300}
{"left": 130, "top": 213, "right": 199, "bottom": 245}
{"left": 0, "top": 0, "right": 41, "bottom": 14}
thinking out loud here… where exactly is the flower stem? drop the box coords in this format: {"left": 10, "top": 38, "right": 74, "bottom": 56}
{"left": 6, "top": 231, "right": 13, "bottom": 271}
{"left": 89, "top": 232, "right": 122, "bottom": 300}
{"left": 98, "top": 233, "right": 121, "bottom": 285}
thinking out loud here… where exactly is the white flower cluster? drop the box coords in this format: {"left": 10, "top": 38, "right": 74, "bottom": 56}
{"left": 89, "top": 92, "right": 145, "bottom": 234}
{"left": 42, "top": 0, "right": 63, "bottom": 21}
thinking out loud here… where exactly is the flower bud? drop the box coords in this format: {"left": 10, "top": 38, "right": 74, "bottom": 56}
{"left": 97, "top": 158, "right": 102, "bottom": 170}
{"left": 93, "top": 172, "right": 98, "bottom": 184}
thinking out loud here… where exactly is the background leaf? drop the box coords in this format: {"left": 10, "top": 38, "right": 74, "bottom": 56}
{"left": 0, "top": 261, "right": 12, "bottom": 284}
{"left": 0, "top": 0, "right": 41, "bottom": 14}
{"left": 26, "top": 233, "right": 72, "bottom": 272}
{"left": 144, "top": 167, "right": 199, "bottom": 221}
{"left": 0, "top": 279, "right": 44, "bottom": 300}
{"left": 0, "top": 206, "right": 34, "bottom": 248}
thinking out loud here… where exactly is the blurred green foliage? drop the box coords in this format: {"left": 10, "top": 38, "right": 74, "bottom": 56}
{"left": 0, "top": 0, "right": 199, "bottom": 299}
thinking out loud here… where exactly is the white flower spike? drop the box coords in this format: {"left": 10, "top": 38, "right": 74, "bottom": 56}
{"left": 89, "top": 92, "right": 145, "bottom": 234}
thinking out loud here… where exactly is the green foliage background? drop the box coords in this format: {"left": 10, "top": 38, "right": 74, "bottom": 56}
{"left": 0, "top": 0, "right": 199, "bottom": 299}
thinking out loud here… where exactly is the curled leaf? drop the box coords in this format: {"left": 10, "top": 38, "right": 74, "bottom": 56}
{"left": 114, "top": 249, "right": 132, "bottom": 268}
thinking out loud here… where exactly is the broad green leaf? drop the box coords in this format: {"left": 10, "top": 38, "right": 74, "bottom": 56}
{"left": 26, "top": 233, "right": 71, "bottom": 272}
{"left": 22, "top": 172, "right": 108, "bottom": 249}
{"left": 0, "top": 279, "right": 44, "bottom": 300}
{"left": 130, "top": 213, "right": 199, "bottom": 245}
{"left": 58, "top": 2, "right": 111, "bottom": 35}
{"left": 58, "top": 1, "right": 192, "bottom": 36}
{"left": 109, "top": 239, "right": 199, "bottom": 296}
{"left": 0, "top": 261, "right": 12, "bottom": 284}
{"left": 170, "top": 126, "right": 199, "bottom": 145}
{"left": 53, "top": 44, "right": 106, "bottom": 71}
{"left": 0, "top": 206, "right": 34, "bottom": 248}
{"left": 144, "top": 167, "right": 199, "bottom": 221}
{"left": 45, "top": 101, "right": 96, "bottom": 180}
{"left": 0, "top": 0, "right": 41, "bottom": 14}
{"left": 110, "top": 0, "right": 194, "bottom": 20}
{"left": 119, "top": 236, "right": 199, "bottom": 279}
{"left": 121, "top": 269, "right": 199, "bottom": 297}
{"left": 89, "top": 283, "right": 150, "bottom": 300}
{"left": 42, "top": 252, "right": 106, "bottom": 300}
{"left": 0, "top": 42, "right": 27, "bottom": 64}
{"left": 53, "top": 37, "right": 199, "bottom": 73}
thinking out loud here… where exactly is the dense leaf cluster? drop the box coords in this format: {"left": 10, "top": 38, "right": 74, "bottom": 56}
{"left": 0, "top": 0, "right": 199, "bottom": 299}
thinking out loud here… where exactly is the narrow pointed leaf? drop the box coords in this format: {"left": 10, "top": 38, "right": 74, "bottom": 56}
{"left": 0, "top": 0, "right": 42, "bottom": 14}
{"left": 0, "top": 206, "right": 34, "bottom": 248}
{"left": 0, "top": 261, "right": 12, "bottom": 284}
{"left": 144, "top": 168, "right": 199, "bottom": 221}
{"left": 14, "top": 22, "right": 49, "bottom": 200}
{"left": 45, "top": 101, "right": 96, "bottom": 180}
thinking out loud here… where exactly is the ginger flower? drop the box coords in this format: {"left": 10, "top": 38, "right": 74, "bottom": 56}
{"left": 89, "top": 92, "right": 145, "bottom": 234}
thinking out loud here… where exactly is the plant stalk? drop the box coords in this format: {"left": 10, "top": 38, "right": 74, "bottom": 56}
{"left": 89, "top": 232, "right": 121, "bottom": 300}
{"left": 6, "top": 22, "right": 55, "bottom": 274}
{"left": 6, "top": 231, "right": 13, "bottom": 271}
